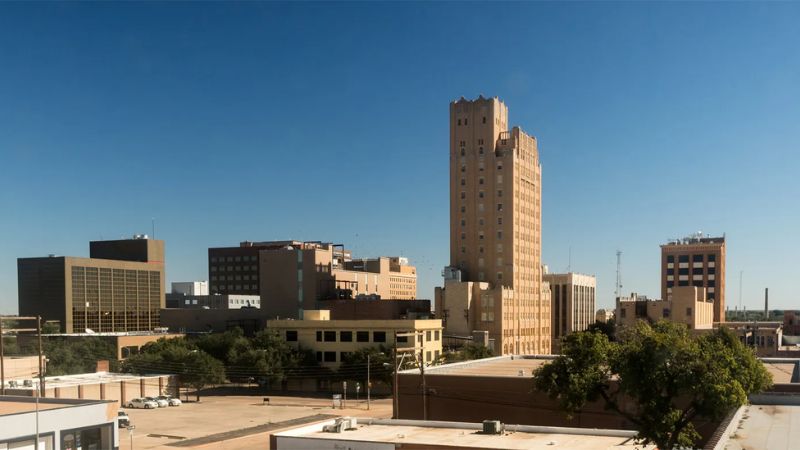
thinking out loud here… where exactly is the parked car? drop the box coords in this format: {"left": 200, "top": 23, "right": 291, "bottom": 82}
{"left": 124, "top": 398, "right": 159, "bottom": 409}
{"left": 157, "top": 395, "right": 182, "bottom": 406}
{"left": 145, "top": 396, "right": 169, "bottom": 408}
{"left": 117, "top": 411, "right": 131, "bottom": 428}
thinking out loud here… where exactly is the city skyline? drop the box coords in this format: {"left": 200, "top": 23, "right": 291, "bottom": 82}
{"left": 3, "top": 2, "right": 800, "bottom": 313}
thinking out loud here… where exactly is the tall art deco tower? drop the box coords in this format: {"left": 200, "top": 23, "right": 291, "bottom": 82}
{"left": 435, "top": 96, "right": 550, "bottom": 355}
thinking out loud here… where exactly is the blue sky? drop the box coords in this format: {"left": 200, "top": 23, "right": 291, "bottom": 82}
{"left": 1, "top": 2, "right": 799, "bottom": 314}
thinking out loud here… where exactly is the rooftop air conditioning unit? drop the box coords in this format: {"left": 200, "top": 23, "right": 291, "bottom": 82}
{"left": 482, "top": 420, "right": 504, "bottom": 435}
{"left": 323, "top": 417, "right": 357, "bottom": 433}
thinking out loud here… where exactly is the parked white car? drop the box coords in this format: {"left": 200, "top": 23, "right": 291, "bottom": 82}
{"left": 125, "top": 398, "right": 159, "bottom": 409}
{"left": 157, "top": 395, "right": 182, "bottom": 406}
{"left": 145, "top": 396, "right": 169, "bottom": 408}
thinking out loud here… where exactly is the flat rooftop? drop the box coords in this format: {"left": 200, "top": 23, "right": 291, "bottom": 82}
{"left": 0, "top": 396, "right": 111, "bottom": 416}
{"left": 274, "top": 418, "right": 650, "bottom": 449}
{"left": 10, "top": 372, "right": 169, "bottom": 390}
{"left": 400, "top": 355, "right": 554, "bottom": 378}
{"left": 725, "top": 404, "right": 800, "bottom": 450}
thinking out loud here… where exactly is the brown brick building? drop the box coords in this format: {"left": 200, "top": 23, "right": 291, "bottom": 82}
{"left": 17, "top": 236, "right": 165, "bottom": 333}
{"left": 660, "top": 233, "right": 725, "bottom": 323}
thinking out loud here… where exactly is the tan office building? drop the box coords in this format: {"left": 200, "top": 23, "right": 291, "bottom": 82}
{"left": 211, "top": 240, "right": 417, "bottom": 319}
{"left": 268, "top": 310, "right": 442, "bottom": 368}
{"left": 661, "top": 233, "right": 725, "bottom": 323}
{"left": 17, "top": 237, "right": 165, "bottom": 333}
{"left": 616, "top": 286, "right": 714, "bottom": 331}
{"left": 435, "top": 96, "right": 550, "bottom": 355}
{"left": 543, "top": 272, "right": 596, "bottom": 353}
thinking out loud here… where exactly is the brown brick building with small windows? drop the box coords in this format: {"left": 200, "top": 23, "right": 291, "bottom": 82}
{"left": 660, "top": 233, "right": 725, "bottom": 323}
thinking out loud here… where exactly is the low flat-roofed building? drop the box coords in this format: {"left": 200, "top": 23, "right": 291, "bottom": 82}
{"left": 268, "top": 310, "right": 443, "bottom": 368}
{"left": 271, "top": 417, "right": 650, "bottom": 450}
{"left": 316, "top": 298, "right": 432, "bottom": 320}
{"left": 616, "top": 286, "right": 713, "bottom": 331}
{"left": 171, "top": 281, "right": 208, "bottom": 296}
{"left": 160, "top": 307, "right": 270, "bottom": 335}
{"left": 396, "top": 355, "right": 722, "bottom": 445}
{"left": 0, "top": 396, "right": 119, "bottom": 449}
{"left": 166, "top": 293, "right": 260, "bottom": 309}
{"left": 4, "top": 371, "right": 177, "bottom": 404}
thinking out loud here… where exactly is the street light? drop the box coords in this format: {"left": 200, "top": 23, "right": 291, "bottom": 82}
{"left": 128, "top": 425, "right": 136, "bottom": 450}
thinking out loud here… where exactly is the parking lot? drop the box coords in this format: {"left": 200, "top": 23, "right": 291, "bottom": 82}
{"left": 118, "top": 394, "right": 394, "bottom": 449}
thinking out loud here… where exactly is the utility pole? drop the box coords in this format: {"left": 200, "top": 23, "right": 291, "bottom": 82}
{"left": 739, "top": 270, "right": 744, "bottom": 320}
{"left": 366, "top": 353, "right": 371, "bottom": 410}
{"left": 0, "top": 317, "right": 4, "bottom": 396}
{"left": 615, "top": 250, "right": 622, "bottom": 300}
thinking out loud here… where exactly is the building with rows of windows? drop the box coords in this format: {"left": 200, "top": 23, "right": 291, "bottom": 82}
{"left": 267, "top": 310, "right": 442, "bottom": 368}
{"left": 660, "top": 233, "right": 725, "bottom": 323}
{"left": 435, "top": 96, "right": 550, "bottom": 355}
{"left": 17, "top": 236, "right": 165, "bottom": 333}
{"left": 209, "top": 240, "right": 417, "bottom": 320}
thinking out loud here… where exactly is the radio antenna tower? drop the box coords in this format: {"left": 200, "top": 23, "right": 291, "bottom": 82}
{"left": 615, "top": 250, "right": 622, "bottom": 300}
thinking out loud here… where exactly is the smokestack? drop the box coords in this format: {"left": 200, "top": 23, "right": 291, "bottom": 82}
{"left": 765, "top": 288, "right": 769, "bottom": 320}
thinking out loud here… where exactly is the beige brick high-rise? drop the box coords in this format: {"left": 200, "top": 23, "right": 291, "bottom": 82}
{"left": 435, "top": 96, "right": 550, "bottom": 355}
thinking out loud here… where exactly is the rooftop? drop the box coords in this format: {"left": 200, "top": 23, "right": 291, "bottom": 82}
{"left": 273, "top": 418, "right": 649, "bottom": 450}
{"left": 0, "top": 395, "right": 112, "bottom": 417}
{"left": 401, "top": 355, "right": 554, "bottom": 377}
{"left": 9, "top": 371, "right": 169, "bottom": 390}
{"left": 662, "top": 232, "right": 725, "bottom": 246}
{"left": 724, "top": 404, "right": 800, "bottom": 450}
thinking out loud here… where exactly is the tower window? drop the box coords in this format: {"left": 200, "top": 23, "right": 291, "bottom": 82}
{"left": 461, "top": 179, "right": 465, "bottom": 186}
{"left": 464, "top": 119, "right": 468, "bottom": 125}
{"left": 458, "top": 119, "right": 461, "bottom": 126}
{"left": 483, "top": 116, "right": 486, "bottom": 124}
{"left": 479, "top": 178, "right": 484, "bottom": 185}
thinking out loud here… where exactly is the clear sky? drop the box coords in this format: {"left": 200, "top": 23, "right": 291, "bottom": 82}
{"left": 1, "top": 2, "right": 799, "bottom": 314}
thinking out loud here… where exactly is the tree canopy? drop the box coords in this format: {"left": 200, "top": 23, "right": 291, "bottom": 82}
{"left": 444, "top": 342, "right": 493, "bottom": 363}
{"left": 533, "top": 321, "right": 773, "bottom": 449}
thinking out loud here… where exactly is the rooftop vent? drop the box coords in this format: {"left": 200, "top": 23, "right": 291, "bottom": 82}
{"left": 323, "top": 417, "right": 357, "bottom": 433}
{"left": 482, "top": 420, "right": 504, "bottom": 435}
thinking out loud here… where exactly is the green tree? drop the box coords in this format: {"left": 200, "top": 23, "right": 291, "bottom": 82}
{"left": 586, "top": 319, "right": 616, "bottom": 342}
{"left": 444, "top": 342, "right": 493, "bottom": 363}
{"left": 122, "top": 337, "right": 225, "bottom": 401}
{"left": 533, "top": 322, "right": 772, "bottom": 449}
{"left": 337, "top": 346, "right": 393, "bottom": 388}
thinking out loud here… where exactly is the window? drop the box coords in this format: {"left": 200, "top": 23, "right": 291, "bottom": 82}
{"left": 461, "top": 246, "right": 465, "bottom": 253}
{"left": 692, "top": 254, "right": 704, "bottom": 262}
{"left": 497, "top": 204, "right": 503, "bottom": 211}
{"left": 497, "top": 231, "right": 502, "bottom": 239}
{"left": 479, "top": 247, "right": 484, "bottom": 253}
{"left": 707, "top": 254, "right": 716, "bottom": 262}
{"left": 679, "top": 255, "right": 689, "bottom": 263}
{"left": 667, "top": 255, "right": 674, "bottom": 263}
{"left": 479, "top": 147, "right": 484, "bottom": 155}
{"left": 620, "top": 309, "right": 626, "bottom": 318}
{"left": 316, "top": 351, "right": 323, "bottom": 362}
{"left": 460, "top": 219, "right": 465, "bottom": 226}
{"left": 679, "top": 281, "right": 689, "bottom": 286}
{"left": 357, "top": 331, "right": 369, "bottom": 342}
{"left": 679, "top": 268, "right": 689, "bottom": 275}
{"left": 457, "top": 119, "right": 461, "bottom": 125}
{"left": 397, "top": 335, "right": 407, "bottom": 343}
{"left": 324, "top": 331, "right": 336, "bottom": 342}
{"left": 662, "top": 308, "right": 670, "bottom": 318}
{"left": 426, "top": 351, "right": 432, "bottom": 362}
{"left": 426, "top": 330, "right": 432, "bottom": 341}
{"left": 461, "top": 178, "right": 465, "bottom": 186}
{"left": 460, "top": 206, "right": 465, "bottom": 213}
{"left": 460, "top": 191, "right": 465, "bottom": 199}
{"left": 497, "top": 163, "right": 503, "bottom": 170}
{"left": 460, "top": 148, "right": 465, "bottom": 156}
{"left": 482, "top": 116, "right": 486, "bottom": 124}
{"left": 497, "top": 217, "right": 502, "bottom": 225}
{"left": 461, "top": 232, "right": 466, "bottom": 240}
{"left": 286, "top": 330, "right": 298, "bottom": 342}
{"left": 497, "top": 271, "right": 503, "bottom": 280}
{"left": 479, "top": 177, "right": 484, "bottom": 185}
{"left": 686, "top": 307, "right": 692, "bottom": 316}
{"left": 340, "top": 331, "right": 353, "bottom": 342}
{"left": 434, "top": 330, "right": 440, "bottom": 340}
{"left": 708, "top": 267, "right": 716, "bottom": 274}
{"left": 497, "top": 190, "right": 502, "bottom": 197}
{"left": 324, "top": 352, "right": 337, "bottom": 362}
{"left": 464, "top": 118, "right": 468, "bottom": 125}
{"left": 479, "top": 191, "right": 484, "bottom": 198}
{"left": 316, "top": 331, "right": 322, "bottom": 342}
{"left": 461, "top": 165, "right": 466, "bottom": 173}
{"left": 373, "top": 331, "right": 386, "bottom": 342}
{"left": 340, "top": 352, "right": 351, "bottom": 362}
{"left": 692, "top": 267, "right": 703, "bottom": 275}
